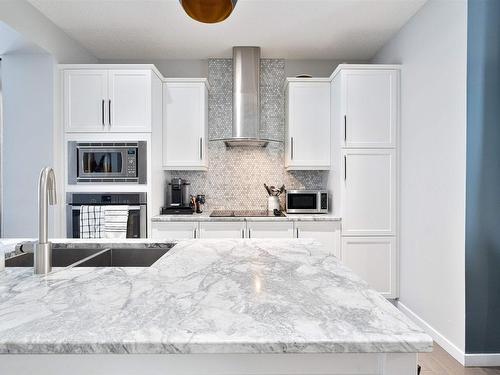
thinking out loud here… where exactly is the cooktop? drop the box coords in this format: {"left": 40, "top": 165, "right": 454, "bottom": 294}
{"left": 209, "top": 210, "right": 285, "bottom": 217}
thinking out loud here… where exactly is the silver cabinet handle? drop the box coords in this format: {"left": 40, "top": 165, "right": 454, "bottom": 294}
{"left": 199, "top": 137, "right": 203, "bottom": 160}
{"left": 248, "top": 228, "right": 251, "bottom": 239}
{"left": 344, "top": 155, "right": 347, "bottom": 180}
{"left": 344, "top": 115, "right": 347, "bottom": 142}
{"left": 241, "top": 228, "right": 245, "bottom": 238}
{"left": 296, "top": 228, "right": 300, "bottom": 238}
{"left": 101, "top": 99, "right": 105, "bottom": 126}
{"left": 193, "top": 228, "right": 197, "bottom": 239}
{"left": 291, "top": 137, "right": 294, "bottom": 160}
{"left": 108, "top": 99, "right": 112, "bottom": 126}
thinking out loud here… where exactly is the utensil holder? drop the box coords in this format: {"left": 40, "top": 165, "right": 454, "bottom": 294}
{"left": 267, "top": 196, "right": 280, "bottom": 212}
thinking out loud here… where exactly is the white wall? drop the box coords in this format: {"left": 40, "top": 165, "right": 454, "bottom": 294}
{"left": 1, "top": 54, "right": 56, "bottom": 237}
{"left": 372, "top": 0, "right": 467, "bottom": 356}
{"left": 0, "top": 21, "right": 45, "bottom": 55}
{"left": 0, "top": 0, "right": 96, "bottom": 63}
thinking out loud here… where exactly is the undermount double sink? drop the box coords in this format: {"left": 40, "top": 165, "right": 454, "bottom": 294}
{"left": 5, "top": 245, "right": 175, "bottom": 269}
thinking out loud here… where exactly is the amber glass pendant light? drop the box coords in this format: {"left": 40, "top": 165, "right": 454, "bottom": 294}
{"left": 179, "top": 0, "right": 238, "bottom": 24}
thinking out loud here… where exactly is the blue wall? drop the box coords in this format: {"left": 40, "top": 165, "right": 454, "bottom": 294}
{"left": 466, "top": 0, "right": 500, "bottom": 353}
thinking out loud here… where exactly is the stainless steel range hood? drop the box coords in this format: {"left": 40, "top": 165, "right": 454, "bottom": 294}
{"left": 222, "top": 46, "right": 271, "bottom": 147}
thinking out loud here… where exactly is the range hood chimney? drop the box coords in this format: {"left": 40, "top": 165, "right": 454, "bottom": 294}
{"left": 223, "top": 46, "right": 270, "bottom": 147}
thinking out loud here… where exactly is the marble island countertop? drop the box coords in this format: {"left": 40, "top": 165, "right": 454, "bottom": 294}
{"left": 0, "top": 239, "right": 432, "bottom": 354}
{"left": 152, "top": 212, "right": 342, "bottom": 222}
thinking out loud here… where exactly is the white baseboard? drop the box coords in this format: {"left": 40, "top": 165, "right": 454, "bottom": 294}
{"left": 464, "top": 353, "right": 500, "bottom": 367}
{"left": 396, "top": 301, "right": 465, "bottom": 365}
{"left": 397, "top": 301, "right": 500, "bottom": 367}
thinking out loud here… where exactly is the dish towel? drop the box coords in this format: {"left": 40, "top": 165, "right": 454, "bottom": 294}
{"left": 103, "top": 205, "right": 130, "bottom": 239}
{"left": 79, "top": 205, "right": 105, "bottom": 239}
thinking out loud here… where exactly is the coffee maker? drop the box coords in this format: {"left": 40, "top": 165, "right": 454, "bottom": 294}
{"left": 161, "top": 178, "right": 193, "bottom": 215}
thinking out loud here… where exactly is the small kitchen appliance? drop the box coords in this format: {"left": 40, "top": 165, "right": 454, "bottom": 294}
{"left": 66, "top": 192, "right": 147, "bottom": 238}
{"left": 161, "top": 178, "right": 193, "bottom": 215}
{"left": 286, "top": 190, "right": 328, "bottom": 214}
{"left": 68, "top": 141, "right": 147, "bottom": 184}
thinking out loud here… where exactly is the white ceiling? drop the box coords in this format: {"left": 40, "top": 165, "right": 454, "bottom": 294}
{"left": 28, "top": 0, "right": 427, "bottom": 60}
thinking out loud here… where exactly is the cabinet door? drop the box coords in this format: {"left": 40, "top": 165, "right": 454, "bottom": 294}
{"left": 287, "top": 82, "right": 330, "bottom": 169}
{"left": 342, "top": 149, "right": 396, "bottom": 236}
{"left": 163, "top": 83, "right": 207, "bottom": 170}
{"left": 199, "top": 222, "right": 245, "bottom": 239}
{"left": 108, "top": 70, "right": 151, "bottom": 132}
{"left": 295, "top": 221, "right": 341, "bottom": 257}
{"left": 341, "top": 237, "right": 397, "bottom": 298}
{"left": 151, "top": 222, "right": 197, "bottom": 239}
{"left": 64, "top": 70, "right": 108, "bottom": 132}
{"left": 247, "top": 222, "right": 294, "bottom": 239}
{"left": 343, "top": 70, "right": 398, "bottom": 148}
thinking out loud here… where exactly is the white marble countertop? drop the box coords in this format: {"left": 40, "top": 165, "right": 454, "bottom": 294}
{"left": 0, "top": 239, "right": 431, "bottom": 354}
{"left": 0, "top": 239, "right": 28, "bottom": 258}
{"left": 152, "top": 212, "right": 342, "bottom": 222}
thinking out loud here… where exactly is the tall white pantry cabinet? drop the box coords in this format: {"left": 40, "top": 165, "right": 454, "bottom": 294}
{"left": 330, "top": 65, "right": 400, "bottom": 298}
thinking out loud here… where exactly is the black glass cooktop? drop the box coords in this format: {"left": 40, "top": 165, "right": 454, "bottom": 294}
{"left": 210, "top": 210, "right": 285, "bottom": 217}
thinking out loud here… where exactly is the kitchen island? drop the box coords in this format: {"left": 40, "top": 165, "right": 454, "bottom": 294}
{"left": 0, "top": 239, "right": 431, "bottom": 374}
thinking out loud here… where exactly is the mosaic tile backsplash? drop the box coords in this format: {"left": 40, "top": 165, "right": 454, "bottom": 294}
{"left": 169, "top": 58, "right": 327, "bottom": 211}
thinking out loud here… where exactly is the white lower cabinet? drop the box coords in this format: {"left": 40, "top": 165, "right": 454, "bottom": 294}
{"left": 151, "top": 222, "right": 198, "bottom": 240}
{"left": 341, "top": 236, "right": 397, "bottom": 298}
{"left": 199, "top": 222, "right": 246, "bottom": 239}
{"left": 246, "top": 222, "right": 294, "bottom": 239}
{"left": 295, "top": 221, "right": 341, "bottom": 258}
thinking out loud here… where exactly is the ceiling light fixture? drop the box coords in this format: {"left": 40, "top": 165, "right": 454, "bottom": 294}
{"left": 179, "top": 0, "right": 238, "bottom": 24}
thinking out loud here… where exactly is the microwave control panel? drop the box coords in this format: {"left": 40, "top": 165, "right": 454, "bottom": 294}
{"left": 126, "top": 149, "right": 137, "bottom": 177}
{"left": 321, "top": 193, "right": 328, "bottom": 210}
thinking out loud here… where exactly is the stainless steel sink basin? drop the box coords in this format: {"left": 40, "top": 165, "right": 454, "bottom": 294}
{"left": 77, "top": 248, "right": 170, "bottom": 267}
{"left": 5, "top": 248, "right": 105, "bottom": 267}
{"left": 5, "top": 245, "right": 174, "bottom": 268}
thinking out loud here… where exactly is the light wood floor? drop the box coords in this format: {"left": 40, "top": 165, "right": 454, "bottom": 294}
{"left": 419, "top": 343, "right": 500, "bottom": 374}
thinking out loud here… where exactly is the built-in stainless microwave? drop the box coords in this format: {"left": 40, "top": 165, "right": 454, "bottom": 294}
{"left": 68, "top": 141, "right": 147, "bottom": 184}
{"left": 286, "top": 190, "right": 328, "bottom": 214}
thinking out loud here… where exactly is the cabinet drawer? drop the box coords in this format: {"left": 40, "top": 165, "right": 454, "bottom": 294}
{"left": 199, "top": 222, "right": 245, "bottom": 239}
{"left": 151, "top": 222, "right": 198, "bottom": 239}
{"left": 247, "top": 221, "right": 294, "bottom": 239}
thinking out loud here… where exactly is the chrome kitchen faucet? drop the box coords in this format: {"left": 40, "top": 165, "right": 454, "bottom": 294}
{"left": 34, "top": 167, "right": 57, "bottom": 275}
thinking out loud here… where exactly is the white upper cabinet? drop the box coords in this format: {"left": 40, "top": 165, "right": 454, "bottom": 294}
{"left": 285, "top": 80, "right": 331, "bottom": 170}
{"left": 341, "top": 149, "right": 396, "bottom": 236}
{"left": 108, "top": 70, "right": 152, "bottom": 132}
{"left": 64, "top": 68, "right": 156, "bottom": 133}
{"left": 162, "top": 80, "right": 208, "bottom": 170}
{"left": 341, "top": 69, "right": 398, "bottom": 148}
{"left": 64, "top": 70, "right": 108, "bottom": 132}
